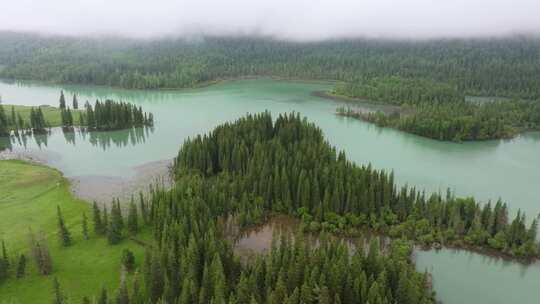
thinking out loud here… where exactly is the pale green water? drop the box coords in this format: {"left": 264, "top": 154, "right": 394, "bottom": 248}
{"left": 1, "top": 78, "right": 539, "bottom": 303}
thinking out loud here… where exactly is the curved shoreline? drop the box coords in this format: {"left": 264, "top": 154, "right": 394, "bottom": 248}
{"left": 312, "top": 90, "right": 404, "bottom": 114}
{"left": 0, "top": 148, "right": 173, "bottom": 205}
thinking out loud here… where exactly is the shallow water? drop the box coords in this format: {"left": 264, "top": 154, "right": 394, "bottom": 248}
{"left": 1, "top": 78, "right": 540, "bottom": 303}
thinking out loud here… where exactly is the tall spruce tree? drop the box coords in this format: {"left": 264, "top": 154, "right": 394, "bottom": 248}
{"left": 82, "top": 212, "right": 89, "bottom": 240}
{"left": 93, "top": 201, "right": 104, "bottom": 235}
{"left": 16, "top": 254, "right": 26, "bottom": 278}
{"left": 52, "top": 277, "right": 65, "bottom": 304}
{"left": 127, "top": 199, "right": 138, "bottom": 235}
{"left": 59, "top": 91, "right": 66, "bottom": 109}
{"left": 57, "top": 206, "right": 72, "bottom": 247}
{"left": 72, "top": 94, "right": 79, "bottom": 110}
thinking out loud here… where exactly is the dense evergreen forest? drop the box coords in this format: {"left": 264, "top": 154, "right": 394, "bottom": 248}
{"left": 333, "top": 76, "right": 540, "bottom": 141}
{"left": 174, "top": 112, "right": 539, "bottom": 258}
{"left": 1, "top": 32, "right": 540, "bottom": 99}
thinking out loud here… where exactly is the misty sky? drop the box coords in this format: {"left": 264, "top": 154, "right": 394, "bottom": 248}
{"left": 2, "top": 0, "right": 539, "bottom": 39}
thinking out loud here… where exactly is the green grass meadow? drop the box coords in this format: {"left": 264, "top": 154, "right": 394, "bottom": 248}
{"left": 4, "top": 105, "right": 82, "bottom": 128}
{"left": 0, "top": 160, "right": 148, "bottom": 304}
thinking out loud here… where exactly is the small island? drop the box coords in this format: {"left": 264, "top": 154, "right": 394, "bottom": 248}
{"left": 0, "top": 91, "right": 154, "bottom": 137}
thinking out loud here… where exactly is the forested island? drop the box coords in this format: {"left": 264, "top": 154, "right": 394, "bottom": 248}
{"left": 0, "top": 91, "right": 153, "bottom": 137}
{"left": 332, "top": 77, "right": 540, "bottom": 141}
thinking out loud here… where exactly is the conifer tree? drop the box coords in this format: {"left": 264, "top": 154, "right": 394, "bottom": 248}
{"left": 16, "top": 254, "right": 26, "bottom": 278}
{"left": 72, "top": 94, "right": 79, "bottom": 110}
{"left": 57, "top": 206, "right": 72, "bottom": 247}
{"left": 93, "top": 201, "right": 104, "bottom": 235}
{"left": 127, "top": 199, "right": 138, "bottom": 235}
{"left": 52, "top": 277, "right": 65, "bottom": 304}
{"left": 0, "top": 255, "right": 7, "bottom": 282}
{"left": 149, "top": 253, "right": 163, "bottom": 303}
{"left": 98, "top": 286, "right": 108, "bottom": 304}
{"left": 82, "top": 212, "right": 89, "bottom": 240}
{"left": 29, "top": 231, "right": 53, "bottom": 275}
{"left": 107, "top": 201, "right": 123, "bottom": 244}
{"left": 59, "top": 91, "right": 66, "bottom": 109}
{"left": 121, "top": 249, "right": 136, "bottom": 273}
{"left": 1, "top": 240, "right": 9, "bottom": 270}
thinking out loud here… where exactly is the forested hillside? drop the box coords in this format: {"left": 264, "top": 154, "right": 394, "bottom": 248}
{"left": 1, "top": 32, "right": 540, "bottom": 99}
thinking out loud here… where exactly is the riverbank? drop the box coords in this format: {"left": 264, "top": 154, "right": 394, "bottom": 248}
{"left": 2, "top": 75, "right": 336, "bottom": 93}
{"left": 70, "top": 158, "right": 173, "bottom": 205}
{"left": 0, "top": 147, "right": 172, "bottom": 205}
{"left": 2, "top": 104, "right": 83, "bottom": 128}
{"left": 312, "top": 90, "right": 404, "bottom": 114}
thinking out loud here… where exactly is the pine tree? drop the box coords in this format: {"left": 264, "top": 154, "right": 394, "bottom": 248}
{"left": 16, "top": 254, "right": 26, "bottom": 278}
{"left": 0, "top": 255, "right": 7, "bottom": 282}
{"left": 127, "top": 199, "right": 138, "bottom": 235}
{"left": 0, "top": 102, "right": 8, "bottom": 136}
{"left": 121, "top": 249, "right": 136, "bottom": 273}
{"left": 318, "top": 286, "right": 331, "bottom": 304}
{"left": 107, "top": 201, "right": 123, "bottom": 245}
{"left": 29, "top": 232, "right": 53, "bottom": 275}
{"left": 59, "top": 91, "right": 66, "bottom": 109}
{"left": 82, "top": 212, "right": 89, "bottom": 240}
{"left": 149, "top": 253, "right": 163, "bottom": 302}
{"left": 93, "top": 201, "right": 104, "bottom": 235}
{"left": 72, "top": 94, "right": 79, "bottom": 110}
{"left": 57, "top": 206, "right": 72, "bottom": 247}
{"left": 1, "top": 240, "right": 9, "bottom": 270}
{"left": 98, "top": 286, "right": 108, "bottom": 304}
{"left": 139, "top": 192, "right": 148, "bottom": 225}
{"left": 10, "top": 106, "right": 16, "bottom": 128}
{"left": 52, "top": 277, "right": 65, "bottom": 304}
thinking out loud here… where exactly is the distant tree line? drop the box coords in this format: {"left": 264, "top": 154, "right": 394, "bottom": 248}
{"left": 1, "top": 33, "right": 539, "bottom": 99}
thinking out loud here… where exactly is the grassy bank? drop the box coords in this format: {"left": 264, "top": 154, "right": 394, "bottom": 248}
{"left": 0, "top": 160, "right": 148, "bottom": 303}
{"left": 3, "top": 105, "right": 83, "bottom": 128}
